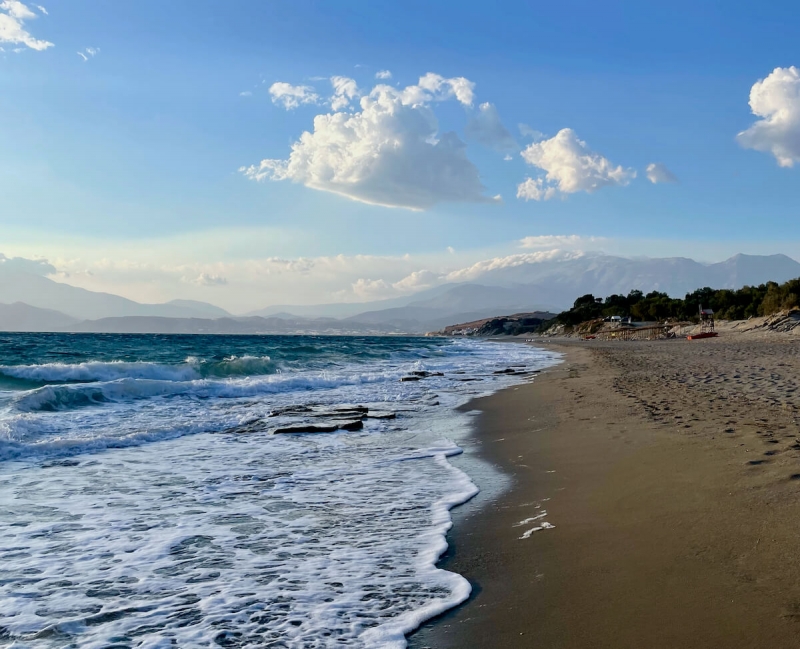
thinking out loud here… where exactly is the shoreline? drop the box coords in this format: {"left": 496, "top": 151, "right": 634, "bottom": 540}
{"left": 410, "top": 338, "right": 800, "bottom": 648}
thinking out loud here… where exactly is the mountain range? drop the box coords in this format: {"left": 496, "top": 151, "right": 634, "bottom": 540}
{"left": 2, "top": 253, "right": 799, "bottom": 334}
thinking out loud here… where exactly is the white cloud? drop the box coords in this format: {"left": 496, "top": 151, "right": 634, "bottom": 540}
{"left": 519, "top": 235, "right": 600, "bottom": 249}
{"left": 34, "top": 3, "right": 45, "bottom": 13}
{"left": 516, "top": 177, "right": 556, "bottom": 201}
{"left": 375, "top": 70, "right": 392, "bottom": 80}
{"left": 412, "top": 72, "right": 475, "bottom": 106}
{"left": 351, "top": 277, "right": 393, "bottom": 298}
{"left": 645, "top": 162, "right": 677, "bottom": 184}
{"left": 0, "top": 0, "right": 52, "bottom": 51}
{"left": 242, "top": 73, "right": 497, "bottom": 210}
{"left": 330, "top": 76, "right": 359, "bottom": 110}
{"left": 269, "top": 82, "right": 320, "bottom": 110}
{"left": 239, "top": 90, "right": 252, "bottom": 97}
{"left": 77, "top": 46, "right": 99, "bottom": 62}
{"left": 518, "top": 128, "right": 635, "bottom": 200}
{"left": 445, "top": 250, "right": 586, "bottom": 283}
{"left": 392, "top": 269, "right": 441, "bottom": 292}
{"left": 188, "top": 273, "right": 228, "bottom": 287}
{"left": 737, "top": 66, "right": 800, "bottom": 168}
{"left": 466, "top": 102, "right": 517, "bottom": 151}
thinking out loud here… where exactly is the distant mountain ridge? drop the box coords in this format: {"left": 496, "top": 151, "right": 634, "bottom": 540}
{"left": 0, "top": 253, "right": 799, "bottom": 334}
{"left": 0, "top": 268, "right": 231, "bottom": 321}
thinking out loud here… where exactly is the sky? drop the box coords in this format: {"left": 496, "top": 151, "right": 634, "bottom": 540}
{"left": 2, "top": 0, "right": 800, "bottom": 313}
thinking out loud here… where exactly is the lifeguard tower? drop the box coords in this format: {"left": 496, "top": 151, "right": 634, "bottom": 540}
{"left": 699, "top": 306, "right": 715, "bottom": 333}
{"left": 687, "top": 305, "right": 718, "bottom": 339}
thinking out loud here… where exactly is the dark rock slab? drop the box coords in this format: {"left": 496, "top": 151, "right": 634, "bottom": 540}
{"left": 273, "top": 420, "right": 364, "bottom": 435}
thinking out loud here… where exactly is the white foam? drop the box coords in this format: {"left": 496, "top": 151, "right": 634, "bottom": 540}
{"left": 519, "top": 521, "right": 556, "bottom": 539}
{"left": 0, "top": 339, "right": 563, "bottom": 646}
{"left": 0, "top": 355, "right": 276, "bottom": 384}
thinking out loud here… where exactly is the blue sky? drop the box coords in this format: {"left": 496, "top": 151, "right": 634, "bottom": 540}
{"left": 1, "top": 0, "right": 799, "bottom": 310}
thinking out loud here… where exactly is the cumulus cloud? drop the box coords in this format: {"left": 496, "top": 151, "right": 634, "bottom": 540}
{"left": 375, "top": 70, "right": 392, "bottom": 80}
{"left": 269, "top": 82, "right": 320, "bottom": 110}
{"left": 77, "top": 46, "right": 99, "bottom": 62}
{"left": 445, "top": 250, "right": 585, "bottom": 283}
{"left": 465, "top": 102, "right": 517, "bottom": 151}
{"left": 737, "top": 66, "right": 800, "bottom": 168}
{"left": 0, "top": 0, "right": 52, "bottom": 51}
{"left": 646, "top": 162, "right": 677, "bottom": 184}
{"left": 518, "top": 128, "right": 635, "bottom": 200}
{"left": 242, "top": 73, "right": 497, "bottom": 210}
{"left": 403, "top": 72, "right": 475, "bottom": 106}
{"left": 330, "top": 76, "right": 359, "bottom": 111}
{"left": 392, "top": 269, "right": 441, "bottom": 292}
{"left": 350, "top": 278, "right": 394, "bottom": 299}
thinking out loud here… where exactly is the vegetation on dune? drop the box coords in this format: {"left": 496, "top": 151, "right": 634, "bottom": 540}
{"left": 550, "top": 279, "right": 800, "bottom": 328}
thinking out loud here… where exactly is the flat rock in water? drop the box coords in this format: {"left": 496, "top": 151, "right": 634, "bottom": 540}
{"left": 272, "top": 419, "right": 364, "bottom": 434}
{"left": 409, "top": 371, "right": 444, "bottom": 378}
{"left": 333, "top": 405, "right": 368, "bottom": 413}
{"left": 400, "top": 376, "right": 422, "bottom": 382}
{"left": 337, "top": 420, "right": 365, "bottom": 431}
{"left": 493, "top": 368, "right": 518, "bottom": 374}
{"left": 366, "top": 411, "right": 396, "bottom": 419}
{"left": 268, "top": 405, "right": 313, "bottom": 417}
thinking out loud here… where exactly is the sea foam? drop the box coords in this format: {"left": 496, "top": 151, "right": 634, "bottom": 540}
{"left": 0, "top": 337, "right": 561, "bottom": 647}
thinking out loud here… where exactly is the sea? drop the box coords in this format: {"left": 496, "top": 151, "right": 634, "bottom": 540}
{"left": 0, "top": 333, "right": 559, "bottom": 648}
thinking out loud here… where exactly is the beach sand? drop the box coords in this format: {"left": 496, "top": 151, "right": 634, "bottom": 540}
{"left": 411, "top": 337, "right": 800, "bottom": 648}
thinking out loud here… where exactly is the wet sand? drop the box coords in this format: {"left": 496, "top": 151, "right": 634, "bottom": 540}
{"left": 411, "top": 337, "right": 800, "bottom": 648}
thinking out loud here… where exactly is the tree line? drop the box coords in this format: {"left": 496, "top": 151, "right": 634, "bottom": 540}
{"left": 551, "top": 278, "right": 800, "bottom": 327}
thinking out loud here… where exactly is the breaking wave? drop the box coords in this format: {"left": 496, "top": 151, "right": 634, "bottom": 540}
{"left": 0, "top": 355, "right": 276, "bottom": 384}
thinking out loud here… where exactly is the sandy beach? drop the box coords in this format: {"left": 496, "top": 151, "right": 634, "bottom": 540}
{"left": 411, "top": 336, "right": 800, "bottom": 648}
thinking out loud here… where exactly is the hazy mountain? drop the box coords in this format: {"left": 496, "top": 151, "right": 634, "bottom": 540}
{"left": 65, "top": 316, "right": 406, "bottom": 335}
{"left": 0, "top": 267, "right": 229, "bottom": 321}
{"left": 246, "top": 284, "right": 456, "bottom": 319}
{"left": 455, "top": 253, "right": 800, "bottom": 302}
{"left": 164, "top": 299, "right": 231, "bottom": 318}
{"left": 2, "top": 253, "right": 798, "bottom": 334}
{"left": 0, "top": 303, "right": 79, "bottom": 332}
{"left": 338, "top": 253, "right": 800, "bottom": 330}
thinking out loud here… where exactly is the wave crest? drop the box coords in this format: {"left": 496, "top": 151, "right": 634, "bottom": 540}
{"left": 0, "top": 356, "right": 276, "bottom": 384}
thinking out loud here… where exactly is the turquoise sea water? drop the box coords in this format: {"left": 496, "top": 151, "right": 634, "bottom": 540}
{"left": 0, "top": 333, "right": 559, "bottom": 648}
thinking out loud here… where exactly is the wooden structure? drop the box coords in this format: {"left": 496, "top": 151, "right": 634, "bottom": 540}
{"left": 699, "top": 306, "right": 715, "bottom": 333}
{"left": 595, "top": 322, "right": 693, "bottom": 341}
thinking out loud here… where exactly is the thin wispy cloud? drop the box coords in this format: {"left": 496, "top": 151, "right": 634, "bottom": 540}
{"left": 646, "top": 162, "right": 677, "bottom": 184}
{"left": 375, "top": 70, "right": 392, "bottom": 79}
{"left": 77, "top": 46, "right": 99, "bottom": 62}
{"left": 465, "top": 102, "right": 517, "bottom": 151}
